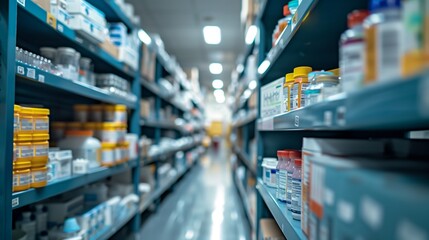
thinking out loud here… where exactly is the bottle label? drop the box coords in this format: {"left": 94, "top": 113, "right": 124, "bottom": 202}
{"left": 291, "top": 178, "right": 302, "bottom": 214}
{"left": 20, "top": 118, "right": 33, "bottom": 131}
{"left": 300, "top": 83, "right": 309, "bottom": 108}
{"left": 35, "top": 145, "right": 48, "bottom": 157}
{"left": 377, "top": 21, "right": 402, "bottom": 81}
{"left": 35, "top": 119, "right": 49, "bottom": 131}
{"left": 277, "top": 169, "right": 288, "bottom": 201}
{"left": 341, "top": 41, "right": 365, "bottom": 92}
{"left": 32, "top": 171, "right": 47, "bottom": 183}
{"left": 286, "top": 171, "right": 293, "bottom": 204}
{"left": 19, "top": 173, "right": 31, "bottom": 185}
{"left": 291, "top": 84, "right": 299, "bottom": 110}
{"left": 19, "top": 145, "right": 34, "bottom": 158}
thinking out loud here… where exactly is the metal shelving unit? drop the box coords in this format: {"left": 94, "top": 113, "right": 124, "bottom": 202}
{"left": 12, "top": 160, "right": 138, "bottom": 209}
{"left": 233, "top": 145, "right": 257, "bottom": 177}
{"left": 251, "top": 0, "right": 429, "bottom": 239}
{"left": 0, "top": 1, "right": 205, "bottom": 238}
{"left": 256, "top": 180, "right": 305, "bottom": 240}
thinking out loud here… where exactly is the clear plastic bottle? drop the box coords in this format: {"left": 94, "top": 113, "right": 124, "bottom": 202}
{"left": 291, "top": 158, "right": 302, "bottom": 221}
{"left": 340, "top": 10, "right": 370, "bottom": 93}
{"left": 364, "top": 0, "right": 402, "bottom": 84}
{"left": 305, "top": 71, "right": 334, "bottom": 106}
{"left": 276, "top": 150, "right": 289, "bottom": 202}
{"left": 286, "top": 150, "right": 301, "bottom": 210}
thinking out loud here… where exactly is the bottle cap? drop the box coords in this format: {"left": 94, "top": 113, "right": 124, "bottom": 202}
{"left": 293, "top": 66, "right": 312, "bottom": 78}
{"left": 348, "top": 10, "right": 370, "bottom": 28}
{"left": 285, "top": 73, "right": 294, "bottom": 83}
{"left": 63, "top": 218, "right": 80, "bottom": 234}
{"left": 294, "top": 158, "right": 302, "bottom": 166}
{"left": 370, "top": 0, "right": 401, "bottom": 12}
{"left": 277, "top": 150, "right": 289, "bottom": 158}
{"left": 289, "top": 150, "right": 301, "bottom": 159}
{"left": 283, "top": 5, "right": 291, "bottom": 16}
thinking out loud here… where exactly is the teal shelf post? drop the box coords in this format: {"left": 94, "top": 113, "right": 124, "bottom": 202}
{"left": 0, "top": 0, "right": 17, "bottom": 238}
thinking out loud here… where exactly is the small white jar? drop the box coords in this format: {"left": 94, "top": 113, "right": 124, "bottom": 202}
{"left": 262, "top": 158, "right": 278, "bottom": 188}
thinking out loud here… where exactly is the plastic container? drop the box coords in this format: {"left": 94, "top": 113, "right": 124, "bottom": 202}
{"left": 291, "top": 66, "right": 312, "bottom": 110}
{"left": 340, "top": 10, "right": 370, "bottom": 93}
{"left": 58, "top": 130, "right": 101, "bottom": 169}
{"left": 305, "top": 71, "right": 337, "bottom": 106}
{"left": 19, "top": 107, "right": 34, "bottom": 134}
{"left": 99, "top": 122, "right": 120, "bottom": 143}
{"left": 66, "top": 122, "right": 82, "bottom": 130}
{"left": 17, "top": 212, "right": 36, "bottom": 240}
{"left": 291, "top": 158, "right": 302, "bottom": 220}
{"left": 40, "top": 47, "right": 57, "bottom": 61}
{"left": 35, "top": 204, "right": 48, "bottom": 234}
{"left": 288, "top": 0, "right": 299, "bottom": 15}
{"left": 33, "top": 108, "right": 49, "bottom": 134}
{"left": 262, "top": 157, "right": 278, "bottom": 188}
{"left": 83, "top": 122, "right": 100, "bottom": 139}
{"left": 13, "top": 161, "right": 31, "bottom": 192}
{"left": 402, "top": 0, "right": 425, "bottom": 76}
{"left": 51, "top": 122, "right": 66, "bottom": 142}
{"left": 276, "top": 150, "right": 289, "bottom": 202}
{"left": 73, "top": 158, "right": 89, "bottom": 174}
{"left": 90, "top": 105, "right": 104, "bottom": 122}
{"left": 118, "top": 123, "right": 127, "bottom": 142}
{"left": 101, "top": 143, "right": 116, "bottom": 167}
{"left": 56, "top": 47, "right": 78, "bottom": 81}
{"left": 115, "top": 146, "right": 122, "bottom": 163}
{"left": 125, "top": 134, "right": 138, "bottom": 159}
{"left": 16, "top": 140, "right": 34, "bottom": 163}
{"left": 119, "top": 141, "right": 130, "bottom": 163}
{"left": 283, "top": 73, "right": 295, "bottom": 112}
{"left": 31, "top": 165, "right": 48, "bottom": 188}
{"left": 104, "top": 105, "right": 127, "bottom": 123}
{"left": 364, "top": 0, "right": 402, "bottom": 84}
{"left": 79, "top": 57, "right": 93, "bottom": 84}
{"left": 279, "top": 5, "right": 292, "bottom": 33}
{"left": 287, "top": 150, "right": 301, "bottom": 210}
{"left": 33, "top": 140, "right": 49, "bottom": 164}
{"left": 14, "top": 105, "right": 21, "bottom": 136}
{"left": 74, "top": 104, "right": 89, "bottom": 122}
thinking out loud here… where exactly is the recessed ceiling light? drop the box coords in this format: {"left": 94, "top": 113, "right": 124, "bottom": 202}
{"left": 249, "top": 80, "right": 257, "bottom": 90}
{"left": 244, "top": 89, "right": 252, "bottom": 98}
{"left": 258, "top": 60, "right": 271, "bottom": 75}
{"left": 236, "top": 64, "right": 244, "bottom": 73}
{"left": 215, "top": 94, "right": 226, "bottom": 103}
{"left": 203, "top": 26, "right": 221, "bottom": 45}
{"left": 212, "top": 79, "right": 224, "bottom": 89}
{"left": 209, "top": 63, "right": 223, "bottom": 74}
{"left": 138, "top": 29, "right": 151, "bottom": 45}
{"left": 245, "top": 25, "right": 258, "bottom": 45}
{"left": 213, "top": 89, "right": 224, "bottom": 98}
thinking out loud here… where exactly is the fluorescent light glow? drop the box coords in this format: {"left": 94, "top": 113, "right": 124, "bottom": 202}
{"left": 138, "top": 29, "right": 151, "bottom": 45}
{"left": 214, "top": 89, "right": 224, "bottom": 98}
{"left": 203, "top": 26, "right": 221, "bottom": 44}
{"left": 212, "top": 79, "right": 224, "bottom": 89}
{"left": 249, "top": 80, "right": 257, "bottom": 90}
{"left": 236, "top": 64, "right": 244, "bottom": 73}
{"left": 258, "top": 60, "right": 271, "bottom": 74}
{"left": 215, "top": 94, "right": 226, "bottom": 103}
{"left": 244, "top": 89, "right": 252, "bottom": 98}
{"left": 209, "top": 63, "right": 223, "bottom": 74}
{"left": 245, "top": 25, "right": 258, "bottom": 45}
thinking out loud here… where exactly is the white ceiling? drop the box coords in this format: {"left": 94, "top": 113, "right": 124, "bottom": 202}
{"left": 129, "top": 0, "right": 245, "bottom": 93}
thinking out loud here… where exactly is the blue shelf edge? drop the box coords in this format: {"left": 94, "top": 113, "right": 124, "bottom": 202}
{"left": 256, "top": 179, "right": 307, "bottom": 240}
{"left": 143, "top": 141, "right": 202, "bottom": 165}
{"left": 12, "top": 159, "right": 138, "bottom": 209}
{"left": 258, "top": 0, "right": 315, "bottom": 80}
{"left": 18, "top": 0, "right": 136, "bottom": 78}
{"left": 232, "top": 110, "right": 258, "bottom": 129}
{"left": 258, "top": 71, "right": 429, "bottom": 131}
{"left": 16, "top": 62, "right": 137, "bottom": 108}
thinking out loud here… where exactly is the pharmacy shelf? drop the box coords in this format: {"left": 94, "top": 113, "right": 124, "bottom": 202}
{"left": 87, "top": 0, "right": 136, "bottom": 31}
{"left": 15, "top": 62, "right": 137, "bottom": 108}
{"left": 258, "top": 0, "right": 367, "bottom": 83}
{"left": 140, "top": 77, "right": 190, "bottom": 112}
{"left": 233, "top": 145, "right": 257, "bottom": 177}
{"left": 233, "top": 170, "right": 256, "bottom": 230}
{"left": 232, "top": 110, "right": 258, "bottom": 128}
{"left": 258, "top": 72, "right": 429, "bottom": 131}
{"left": 12, "top": 159, "right": 138, "bottom": 209}
{"left": 97, "top": 205, "right": 138, "bottom": 240}
{"left": 141, "top": 118, "right": 179, "bottom": 130}
{"left": 143, "top": 141, "right": 202, "bottom": 165}
{"left": 256, "top": 179, "right": 306, "bottom": 240}
{"left": 139, "top": 161, "right": 194, "bottom": 213}
{"left": 17, "top": 0, "right": 136, "bottom": 79}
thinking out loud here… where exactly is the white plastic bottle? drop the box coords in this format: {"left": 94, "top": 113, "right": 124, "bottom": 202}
{"left": 35, "top": 204, "right": 47, "bottom": 234}
{"left": 58, "top": 130, "right": 101, "bottom": 169}
{"left": 17, "top": 212, "right": 36, "bottom": 240}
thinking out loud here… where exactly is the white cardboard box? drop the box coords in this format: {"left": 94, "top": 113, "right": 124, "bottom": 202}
{"left": 68, "top": 14, "right": 106, "bottom": 43}
{"left": 261, "top": 77, "right": 284, "bottom": 118}
{"left": 66, "top": 0, "right": 107, "bottom": 27}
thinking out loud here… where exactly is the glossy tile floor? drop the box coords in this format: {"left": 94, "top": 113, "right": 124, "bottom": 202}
{"left": 138, "top": 142, "right": 252, "bottom": 240}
